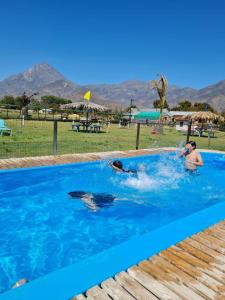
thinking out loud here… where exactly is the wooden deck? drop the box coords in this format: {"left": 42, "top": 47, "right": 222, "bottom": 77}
{"left": 0, "top": 149, "right": 170, "bottom": 170}
{"left": 73, "top": 221, "right": 225, "bottom": 300}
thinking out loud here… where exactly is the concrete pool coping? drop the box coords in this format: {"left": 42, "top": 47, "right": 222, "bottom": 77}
{"left": 0, "top": 148, "right": 225, "bottom": 300}
{"left": 0, "top": 147, "right": 225, "bottom": 170}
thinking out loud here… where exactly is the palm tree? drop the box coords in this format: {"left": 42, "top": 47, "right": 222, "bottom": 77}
{"left": 151, "top": 75, "right": 168, "bottom": 117}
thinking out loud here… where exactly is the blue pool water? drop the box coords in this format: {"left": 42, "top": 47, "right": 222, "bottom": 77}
{"left": 0, "top": 151, "right": 225, "bottom": 294}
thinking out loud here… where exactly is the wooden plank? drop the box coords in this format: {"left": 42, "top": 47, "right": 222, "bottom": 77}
{"left": 128, "top": 265, "right": 182, "bottom": 300}
{"left": 212, "top": 223, "right": 225, "bottom": 234}
{"left": 139, "top": 259, "right": 204, "bottom": 300}
{"left": 170, "top": 245, "right": 210, "bottom": 268}
{"left": 85, "top": 286, "right": 111, "bottom": 300}
{"left": 159, "top": 249, "right": 218, "bottom": 299}
{"left": 198, "top": 232, "right": 225, "bottom": 252}
{"left": 177, "top": 241, "right": 214, "bottom": 263}
{"left": 101, "top": 278, "right": 135, "bottom": 300}
{"left": 172, "top": 244, "right": 225, "bottom": 280}
{"left": 204, "top": 227, "right": 225, "bottom": 243}
{"left": 185, "top": 238, "right": 225, "bottom": 264}
{"left": 168, "top": 246, "right": 225, "bottom": 295}
{"left": 150, "top": 255, "right": 216, "bottom": 300}
{"left": 71, "top": 294, "right": 86, "bottom": 300}
{"left": 174, "top": 244, "right": 225, "bottom": 282}
{"left": 115, "top": 271, "right": 158, "bottom": 300}
{"left": 217, "top": 221, "right": 225, "bottom": 228}
{"left": 192, "top": 233, "right": 225, "bottom": 255}
{"left": 181, "top": 239, "right": 225, "bottom": 272}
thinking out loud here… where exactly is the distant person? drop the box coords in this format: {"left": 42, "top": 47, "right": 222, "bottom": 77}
{"left": 12, "top": 278, "right": 29, "bottom": 289}
{"left": 109, "top": 160, "right": 137, "bottom": 174}
{"left": 180, "top": 141, "right": 203, "bottom": 171}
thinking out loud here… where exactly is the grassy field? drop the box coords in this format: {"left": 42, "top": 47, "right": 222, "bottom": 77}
{"left": 0, "top": 119, "right": 225, "bottom": 158}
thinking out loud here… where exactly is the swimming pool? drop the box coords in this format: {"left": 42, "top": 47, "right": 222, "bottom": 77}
{"left": 0, "top": 151, "right": 225, "bottom": 299}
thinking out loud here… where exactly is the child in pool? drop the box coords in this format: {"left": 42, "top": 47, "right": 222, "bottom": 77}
{"left": 109, "top": 160, "right": 137, "bottom": 174}
{"left": 180, "top": 141, "right": 203, "bottom": 171}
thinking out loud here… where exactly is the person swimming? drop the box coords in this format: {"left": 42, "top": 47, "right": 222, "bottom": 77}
{"left": 68, "top": 190, "right": 130, "bottom": 211}
{"left": 180, "top": 141, "right": 204, "bottom": 171}
{"left": 109, "top": 160, "right": 137, "bottom": 173}
{"left": 68, "top": 191, "right": 116, "bottom": 211}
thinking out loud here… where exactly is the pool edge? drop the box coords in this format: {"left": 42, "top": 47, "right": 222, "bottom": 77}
{"left": 0, "top": 147, "right": 224, "bottom": 171}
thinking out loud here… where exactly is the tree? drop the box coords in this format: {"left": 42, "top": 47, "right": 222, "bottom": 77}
{"left": 31, "top": 100, "right": 42, "bottom": 119}
{"left": 153, "top": 99, "right": 169, "bottom": 109}
{"left": 20, "top": 92, "right": 38, "bottom": 119}
{"left": 14, "top": 96, "right": 24, "bottom": 109}
{"left": 41, "top": 95, "right": 72, "bottom": 108}
{"left": 0, "top": 95, "right": 16, "bottom": 108}
{"left": 171, "top": 101, "right": 215, "bottom": 112}
{"left": 113, "top": 108, "right": 123, "bottom": 123}
{"left": 193, "top": 102, "right": 214, "bottom": 112}
{"left": 221, "top": 110, "right": 225, "bottom": 118}
{"left": 151, "top": 75, "right": 168, "bottom": 117}
{"left": 177, "top": 100, "right": 192, "bottom": 111}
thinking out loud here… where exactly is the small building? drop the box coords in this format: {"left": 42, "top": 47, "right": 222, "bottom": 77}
{"left": 175, "top": 116, "right": 189, "bottom": 132}
{"left": 169, "top": 111, "right": 194, "bottom": 121}
{"left": 169, "top": 111, "right": 195, "bottom": 131}
{"left": 126, "top": 108, "right": 171, "bottom": 121}
{"left": 133, "top": 111, "right": 160, "bottom": 124}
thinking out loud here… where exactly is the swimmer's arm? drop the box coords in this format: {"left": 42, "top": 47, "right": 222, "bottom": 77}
{"left": 194, "top": 153, "right": 203, "bottom": 166}
{"left": 179, "top": 149, "right": 186, "bottom": 158}
{"left": 111, "top": 164, "right": 123, "bottom": 172}
{"left": 179, "top": 151, "right": 184, "bottom": 157}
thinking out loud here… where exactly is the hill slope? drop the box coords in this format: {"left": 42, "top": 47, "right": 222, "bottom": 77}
{"left": 0, "top": 63, "right": 224, "bottom": 111}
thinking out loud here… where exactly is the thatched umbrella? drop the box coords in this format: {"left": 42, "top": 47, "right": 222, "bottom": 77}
{"left": 186, "top": 111, "right": 224, "bottom": 143}
{"left": 190, "top": 111, "right": 224, "bottom": 122}
{"left": 61, "top": 101, "right": 110, "bottom": 121}
{"left": 61, "top": 102, "right": 109, "bottom": 112}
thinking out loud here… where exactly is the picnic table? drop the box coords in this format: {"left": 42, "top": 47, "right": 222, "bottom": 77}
{"left": 72, "top": 121, "right": 102, "bottom": 133}
{"left": 190, "top": 126, "right": 216, "bottom": 138}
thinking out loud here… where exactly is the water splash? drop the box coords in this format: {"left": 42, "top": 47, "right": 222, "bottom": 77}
{"left": 174, "top": 140, "right": 185, "bottom": 160}
{"left": 121, "top": 154, "right": 186, "bottom": 191}
{"left": 122, "top": 171, "right": 160, "bottom": 191}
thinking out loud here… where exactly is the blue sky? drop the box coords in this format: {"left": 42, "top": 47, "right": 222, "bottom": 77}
{"left": 0, "top": 0, "right": 225, "bottom": 88}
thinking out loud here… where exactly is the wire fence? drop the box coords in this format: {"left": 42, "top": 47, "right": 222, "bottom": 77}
{"left": 0, "top": 107, "right": 71, "bottom": 121}
{"left": 0, "top": 118, "right": 225, "bottom": 159}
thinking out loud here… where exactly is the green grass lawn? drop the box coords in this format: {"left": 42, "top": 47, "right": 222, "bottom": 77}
{"left": 0, "top": 119, "right": 225, "bottom": 158}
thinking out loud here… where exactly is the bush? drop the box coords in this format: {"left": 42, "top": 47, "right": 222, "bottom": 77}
{"left": 219, "top": 122, "right": 225, "bottom": 132}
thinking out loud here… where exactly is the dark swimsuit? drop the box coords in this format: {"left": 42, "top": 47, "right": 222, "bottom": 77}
{"left": 68, "top": 191, "right": 115, "bottom": 208}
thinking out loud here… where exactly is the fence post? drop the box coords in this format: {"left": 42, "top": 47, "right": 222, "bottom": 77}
{"left": 186, "top": 120, "right": 192, "bottom": 144}
{"left": 52, "top": 120, "right": 58, "bottom": 155}
{"left": 135, "top": 123, "right": 141, "bottom": 150}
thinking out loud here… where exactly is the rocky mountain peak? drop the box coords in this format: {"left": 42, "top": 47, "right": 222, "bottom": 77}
{"left": 21, "top": 62, "right": 65, "bottom": 85}
{"left": 0, "top": 63, "right": 224, "bottom": 111}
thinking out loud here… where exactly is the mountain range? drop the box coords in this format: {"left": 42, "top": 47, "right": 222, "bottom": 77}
{"left": 0, "top": 63, "right": 225, "bottom": 111}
